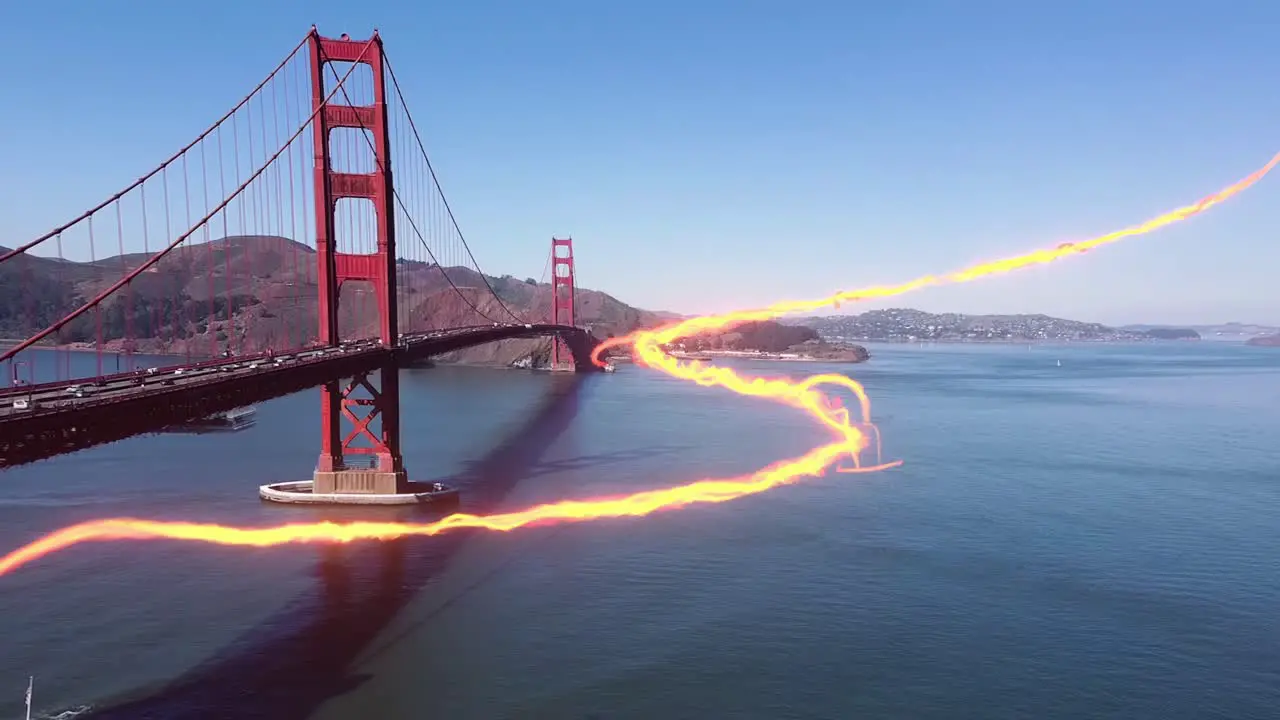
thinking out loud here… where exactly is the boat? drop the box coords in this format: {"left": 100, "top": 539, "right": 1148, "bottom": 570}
{"left": 25, "top": 676, "right": 31, "bottom": 720}
{"left": 419, "top": 481, "right": 461, "bottom": 505}
{"left": 211, "top": 406, "right": 257, "bottom": 427}
{"left": 188, "top": 406, "right": 257, "bottom": 431}
{"left": 163, "top": 406, "right": 258, "bottom": 434}
{"left": 602, "top": 363, "right": 616, "bottom": 373}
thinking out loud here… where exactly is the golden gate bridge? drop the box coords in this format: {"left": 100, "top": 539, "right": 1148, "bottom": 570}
{"left": 0, "top": 28, "right": 602, "bottom": 486}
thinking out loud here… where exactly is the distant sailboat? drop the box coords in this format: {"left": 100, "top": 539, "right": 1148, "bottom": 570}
{"left": 1056, "top": 359, "right": 1061, "bottom": 367}
{"left": 25, "top": 676, "right": 32, "bottom": 720}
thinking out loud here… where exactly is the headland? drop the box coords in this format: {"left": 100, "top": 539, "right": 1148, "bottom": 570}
{"left": 664, "top": 320, "right": 870, "bottom": 364}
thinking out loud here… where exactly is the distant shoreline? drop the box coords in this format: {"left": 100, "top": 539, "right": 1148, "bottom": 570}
{"left": 830, "top": 337, "right": 1207, "bottom": 346}
{"left": 668, "top": 348, "right": 869, "bottom": 364}
{"left": 1, "top": 342, "right": 107, "bottom": 355}
{"left": 670, "top": 351, "right": 827, "bottom": 363}
{"left": 598, "top": 335, "right": 1266, "bottom": 366}
{"left": 0, "top": 341, "right": 177, "bottom": 357}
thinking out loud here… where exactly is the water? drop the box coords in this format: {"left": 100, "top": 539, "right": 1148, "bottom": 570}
{"left": 1, "top": 343, "right": 1278, "bottom": 719}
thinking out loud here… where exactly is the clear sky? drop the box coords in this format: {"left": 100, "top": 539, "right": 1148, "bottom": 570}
{"left": 3, "top": 0, "right": 1279, "bottom": 326}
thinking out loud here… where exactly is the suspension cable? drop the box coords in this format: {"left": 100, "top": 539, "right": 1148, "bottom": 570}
{"left": 0, "top": 31, "right": 313, "bottom": 266}
{"left": 0, "top": 39, "right": 378, "bottom": 364}
{"left": 383, "top": 53, "right": 527, "bottom": 323}
{"left": 323, "top": 61, "right": 506, "bottom": 325}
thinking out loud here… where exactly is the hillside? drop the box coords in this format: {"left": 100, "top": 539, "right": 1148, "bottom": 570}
{"left": 1245, "top": 334, "right": 1280, "bottom": 347}
{"left": 679, "top": 320, "right": 820, "bottom": 353}
{"left": 793, "top": 309, "right": 1201, "bottom": 343}
{"left": 0, "top": 235, "right": 665, "bottom": 367}
{"left": 671, "top": 320, "right": 870, "bottom": 363}
{"left": 1125, "top": 323, "right": 1280, "bottom": 341}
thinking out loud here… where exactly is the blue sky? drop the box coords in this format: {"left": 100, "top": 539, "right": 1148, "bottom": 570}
{"left": 3, "top": 0, "right": 1279, "bottom": 325}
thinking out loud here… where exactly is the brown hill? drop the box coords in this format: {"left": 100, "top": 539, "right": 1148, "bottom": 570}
{"left": 0, "top": 235, "right": 665, "bottom": 367}
{"left": 1245, "top": 334, "right": 1280, "bottom": 347}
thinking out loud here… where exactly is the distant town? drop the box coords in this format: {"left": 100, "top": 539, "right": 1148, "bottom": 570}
{"left": 789, "top": 309, "right": 1210, "bottom": 344}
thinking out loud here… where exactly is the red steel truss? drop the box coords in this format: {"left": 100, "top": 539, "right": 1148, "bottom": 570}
{"left": 310, "top": 30, "right": 404, "bottom": 489}
{"left": 550, "top": 237, "right": 577, "bottom": 371}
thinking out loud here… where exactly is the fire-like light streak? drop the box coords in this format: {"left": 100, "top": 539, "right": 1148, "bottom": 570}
{"left": 594, "top": 149, "right": 1280, "bottom": 358}
{"left": 0, "top": 149, "right": 1275, "bottom": 580}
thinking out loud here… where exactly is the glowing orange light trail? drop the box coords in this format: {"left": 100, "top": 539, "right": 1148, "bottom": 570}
{"left": 0, "top": 150, "right": 1273, "bottom": 580}
{"left": 594, "top": 149, "right": 1280, "bottom": 360}
{"left": 0, "top": 453, "right": 901, "bottom": 578}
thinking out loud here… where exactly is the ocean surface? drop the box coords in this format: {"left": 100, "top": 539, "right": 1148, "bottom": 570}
{"left": 1, "top": 342, "right": 1277, "bottom": 719}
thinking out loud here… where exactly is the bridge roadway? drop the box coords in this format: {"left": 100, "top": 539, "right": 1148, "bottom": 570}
{"left": 0, "top": 323, "right": 598, "bottom": 468}
{"left": 0, "top": 338, "right": 382, "bottom": 415}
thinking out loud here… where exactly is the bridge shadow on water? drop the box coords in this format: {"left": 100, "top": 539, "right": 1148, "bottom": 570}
{"left": 87, "top": 372, "right": 685, "bottom": 720}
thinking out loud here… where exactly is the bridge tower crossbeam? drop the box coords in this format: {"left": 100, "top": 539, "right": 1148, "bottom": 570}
{"left": 550, "top": 237, "right": 577, "bottom": 371}
{"left": 309, "top": 29, "right": 406, "bottom": 494}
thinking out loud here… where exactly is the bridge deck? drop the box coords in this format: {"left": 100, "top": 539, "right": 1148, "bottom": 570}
{"left": 0, "top": 323, "right": 599, "bottom": 469}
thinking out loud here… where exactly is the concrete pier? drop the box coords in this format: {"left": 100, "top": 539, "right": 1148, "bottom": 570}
{"left": 312, "top": 468, "right": 407, "bottom": 495}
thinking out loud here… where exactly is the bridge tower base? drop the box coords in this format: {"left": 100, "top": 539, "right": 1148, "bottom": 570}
{"left": 312, "top": 470, "right": 406, "bottom": 496}
{"left": 262, "top": 29, "right": 449, "bottom": 506}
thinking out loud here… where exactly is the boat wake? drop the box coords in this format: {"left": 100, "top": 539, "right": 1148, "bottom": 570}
{"left": 35, "top": 703, "right": 92, "bottom": 720}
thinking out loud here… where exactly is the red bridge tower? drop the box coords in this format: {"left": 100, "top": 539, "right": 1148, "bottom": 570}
{"left": 309, "top": 30, "right": 407, "bottom": 495}
{"left": 550, "top": 237, "right": 577, "bottom": 371}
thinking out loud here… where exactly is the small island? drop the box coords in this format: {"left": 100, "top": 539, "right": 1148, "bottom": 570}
{"left": 1246, "top": 334, "right": 1280, "bottom": 347}
{"left": 667, "top": 320, "right": 870, "bottom": 363}
{"left": 1141, "top": 327, "right": 1200, "bottom": 340}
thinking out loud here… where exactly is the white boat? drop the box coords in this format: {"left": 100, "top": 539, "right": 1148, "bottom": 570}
{"left": 163, "top": 405, "right": 258, "bottom": 433}
{"left": 25, "top": 676, "right": 32, "bottom": 720}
